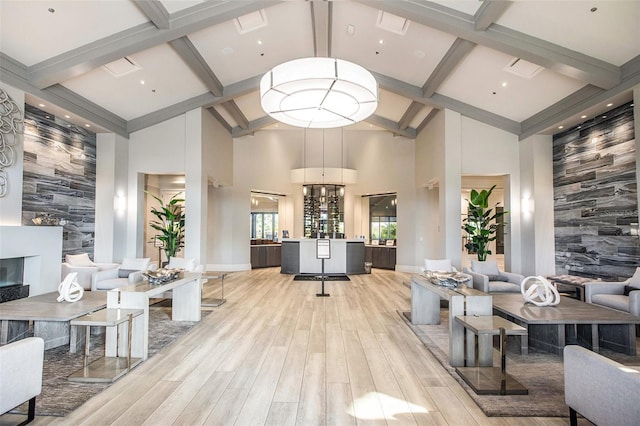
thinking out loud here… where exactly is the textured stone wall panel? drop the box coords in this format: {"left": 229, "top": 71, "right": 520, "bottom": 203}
{"left": 553, "top": 102, "right": 637, "bottom": 281}
{"left": 22, "top": 105, "right": 96, "bottom": 261}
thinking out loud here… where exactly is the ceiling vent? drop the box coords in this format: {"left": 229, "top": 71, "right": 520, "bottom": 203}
{"left": 234, "top": 9, "right": 268, "bottom": 34}
{"left": 376, "top": 11, "right": 409, "bottom": 35}
{"left": 102, "top": 57, "right": 141, "bottom": 78}
{"left": 503, "top": 57, "right": 543, "bottom": 79}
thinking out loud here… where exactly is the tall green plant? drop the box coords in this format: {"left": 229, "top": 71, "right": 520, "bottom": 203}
{"left": 148, "top": 192, "right": 185, "bottom": 260}
{"left": 462, "top": 185, "right": 508, "bottom": 261}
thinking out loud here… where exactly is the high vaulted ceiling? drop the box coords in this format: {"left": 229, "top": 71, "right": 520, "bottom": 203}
{"left": 1, "top": 1, "right": 639, "bottom": 140}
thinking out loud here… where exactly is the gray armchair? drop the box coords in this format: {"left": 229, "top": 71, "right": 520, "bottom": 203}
{"left": 463, "top": 259, "right": 523, "bottom": 293}
{"left": 91, "top": 257, "right": 153, "bottom": 291}
{"left": 585, "top": 269, "right": 640, "bottom": 317}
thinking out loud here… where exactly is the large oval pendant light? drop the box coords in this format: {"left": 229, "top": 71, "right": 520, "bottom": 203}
{"left": 260, "top": 57, "right": 378, "bottom": 128}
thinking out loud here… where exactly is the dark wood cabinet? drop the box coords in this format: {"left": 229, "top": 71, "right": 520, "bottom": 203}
{"left": 250, "top": 244, "right": 281, "bottom": 269}
{"left": 365, "top": 245, "right": 396, "bottom": 270}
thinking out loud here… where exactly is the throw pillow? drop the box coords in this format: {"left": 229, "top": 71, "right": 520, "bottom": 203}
{"left": 65, "top": 253, "right": 94, "bottom": 267}
{"left": 120, "top": 257, "right": 150, "bottom": 271}
{"left": 471, "top": 260, "right": 500, "bottom": 277}
{"left": 623, "top": 285, "right": 638, "bottom": 296}
{"left": 118, "top": 269, "right": 138, "bottom": 279}
{"left": 628, "top": 267, "right": 640, "bottom": 289}
{"left": 486, "top": 274, "right": 506, "bottom": 282}
{"left": 424, "top": 259, "right": 452, "bottom": 273}
{"left": 167, "top": 257, "right": 196, "bottom": 271}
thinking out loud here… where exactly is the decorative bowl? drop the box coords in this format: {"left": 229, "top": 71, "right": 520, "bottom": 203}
{"left": 143, "top": 268, "right": 182, "bottom": 285}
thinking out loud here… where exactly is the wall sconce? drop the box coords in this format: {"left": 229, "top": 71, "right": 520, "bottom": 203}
{"left": 522, "top": 196, "right": 532, "bottom": 215}
{"left": 114, "top": 194, "right": 126, "bottom": 212}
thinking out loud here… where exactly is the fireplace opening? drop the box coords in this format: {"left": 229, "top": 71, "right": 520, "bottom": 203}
{"left": 0, "top": 257, "right": 29, "bottom": 302}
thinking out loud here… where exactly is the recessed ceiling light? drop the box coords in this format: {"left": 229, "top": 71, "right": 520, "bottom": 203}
{"left": 85, "top": 124, "right": 91, "bottom": 128}
{"left": 257, "top": 40, "right": 262, "bottom": 45}
{"left": 558, "top": 126, "right": 564, "bottom": 129}
{"left": 602, "top": 115, "right": 607, "bottom": 118}
{"left": 379, "top": 39, "right": 384, "bottom": 44}
{"left": 606, "top": 103, "right": 613, "bottom": 107}
{"left": 45, "top": 115, "right": 50, "bottom": 119}
{"left": 38, "top": 103, "right": 45, "bottom": 107}
{"left": 64, "top": 115, "right": 70, "bottom": 118}
{"left": 577, "top": 126, "right": 582, "bottom": 129}
{"left": 581, "top": 115, "right": 587, "bottom": 119}
{"left": 140, "top": 80, "right": 145, "bottom": 85}
{"left": 501, "top": 82, "right": 508, "bottom": 87}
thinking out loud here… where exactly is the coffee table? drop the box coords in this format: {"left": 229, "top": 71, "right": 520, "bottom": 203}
{"left": 0, "top": 291, "right": 107, "bottom": 350}
{"left": 492, "top": 293, "right": 640, "bottom": 355}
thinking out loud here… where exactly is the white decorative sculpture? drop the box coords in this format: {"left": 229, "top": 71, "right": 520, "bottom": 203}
{"left": 521, "top": 275, "right": 560, "bottom": 306}
{"left": 57, "top": 272, "right": 84, "bottom": 303}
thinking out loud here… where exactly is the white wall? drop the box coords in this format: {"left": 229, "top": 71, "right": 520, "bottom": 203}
{"left": 0, "top": 83, "right": 24, "bottom": 226}
{"left": 520, "top": 134, "right": 556, "bottom": 276}
{"left": 95, "top": 133, "right": 129, "bottom": 263}
{"left": 461, "top": 116, "right": 522, "bottom": 272}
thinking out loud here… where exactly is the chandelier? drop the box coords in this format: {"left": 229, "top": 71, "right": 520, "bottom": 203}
{"left": 260, "top": 57, "right": 378, "bottom": 128}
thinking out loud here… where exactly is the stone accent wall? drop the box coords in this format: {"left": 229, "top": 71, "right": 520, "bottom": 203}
{"left": 22, "top": 105, "right": 97, "bottom": 261}
{"left": 553, "top": 102, "right": 637, "bottom": 281}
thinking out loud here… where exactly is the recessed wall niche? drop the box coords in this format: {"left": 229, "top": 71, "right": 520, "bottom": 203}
{"left": 553, "top": 102, "right": 637, "bottom": 281}
{"left": 22, "top": 105, "right": 97, "bottom": 260}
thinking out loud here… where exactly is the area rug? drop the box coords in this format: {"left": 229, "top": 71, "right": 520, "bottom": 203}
{"left": 293, "top": 274, "right": 350, "bottom": 281}
{"left": 398, "top": 309, "right": 640, "bottom": 417}
{"left": 12, "top": 305, "right": 210, "bottom": 417}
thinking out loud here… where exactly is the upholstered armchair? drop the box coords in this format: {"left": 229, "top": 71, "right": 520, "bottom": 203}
{"left": 91, "top": 257, "right": 153, "bottom": 291}
{"left": 463, "top": 259, "right": 523, "bottom": 293}
{"left": 61, "top": 253, "right": 119, "bottom": 290}
{"left": 0, "top": 337, "right": 44, "bottom": 424}
{"left": 585, "top": 268, "right": 640, "bottom": 317}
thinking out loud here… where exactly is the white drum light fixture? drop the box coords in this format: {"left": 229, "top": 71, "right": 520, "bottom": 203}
{"left": 260, "top": 57, "right": 378, "bottom": 128}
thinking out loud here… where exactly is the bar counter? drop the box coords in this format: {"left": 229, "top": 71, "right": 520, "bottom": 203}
{"left": 281, "top": 238, "right": 365, "bottom": 274}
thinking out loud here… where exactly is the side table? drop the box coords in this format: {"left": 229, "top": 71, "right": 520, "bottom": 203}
{"left": 454, "top": 315, "right": 528, "bottom": 395}
{"left": 68, "top": 308, "right": 143, "bottom": 383}
{"left": 202, "top": 273, "right": 228, "bottom": 307}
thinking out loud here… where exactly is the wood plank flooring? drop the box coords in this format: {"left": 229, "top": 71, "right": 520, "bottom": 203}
{"left": 2, "top": 268, "right": 582, "bottom": 425}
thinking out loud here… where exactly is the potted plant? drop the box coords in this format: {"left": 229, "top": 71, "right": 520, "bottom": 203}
{"left": 462, "top": 185, "right": 508, "bottom": 261}
{"left": 148, "top": 192, "right": 185, "bottom": 262}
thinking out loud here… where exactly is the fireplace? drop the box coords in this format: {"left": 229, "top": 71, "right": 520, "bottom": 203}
{"left": 0, "top": 257, "right": 29, "bottom": 302}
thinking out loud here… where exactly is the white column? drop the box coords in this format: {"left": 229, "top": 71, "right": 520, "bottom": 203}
{"left": 185, "top": 109, "right": 207, "bottom": 265}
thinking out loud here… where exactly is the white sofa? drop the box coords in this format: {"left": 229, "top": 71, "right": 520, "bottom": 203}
{"left": 91, "top": 257, "right": 153, "bottom": 291}
{"left": 564, "top": 345, "right": 640, "bottom": 426}
{"left": 61, "top": 253, "right": 118, "bottom": 290}
{"left": 0, "top": 337, "right": 44, "bottom": 424}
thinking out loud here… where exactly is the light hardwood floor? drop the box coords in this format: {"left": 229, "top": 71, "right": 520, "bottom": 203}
{"left": 3, "top": 268, "right": 580, "bottom": 425}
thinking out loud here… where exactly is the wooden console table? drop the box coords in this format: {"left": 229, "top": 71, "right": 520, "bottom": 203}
{"left": 106, "top": 272, "right": 201, "bottom": 360}
{"left": 404, "top": 274, "right": 492, "bottom": 367}
{"left": 492, "top": 293, "right": 640, "bottom": 355}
